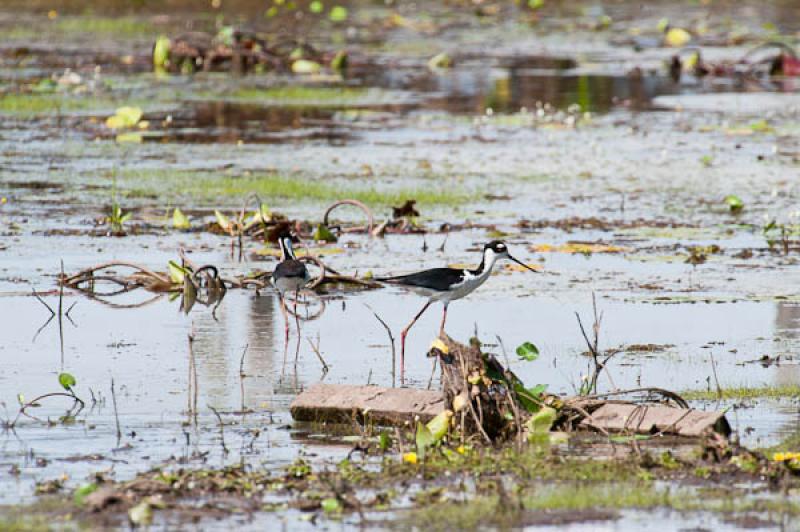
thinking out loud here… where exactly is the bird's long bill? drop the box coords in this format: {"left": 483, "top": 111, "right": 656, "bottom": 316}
{"left": 509, "top": 254, "right": 539, "bottom": 273}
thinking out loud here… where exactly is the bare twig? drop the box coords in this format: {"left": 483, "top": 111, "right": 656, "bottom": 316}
{"left": 367, "top": 305, "right": 396, "bottom": 387}
{"left": 306, "top": 336, "right": 329, "bottom": 373}
{"left": 209, "top": 405, "right": 229, "bottom": 456}
{"left": 111, "top": 378, "right": 122, "bottom": 446}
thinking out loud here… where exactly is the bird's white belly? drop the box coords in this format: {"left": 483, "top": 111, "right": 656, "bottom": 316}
{"left": 432, "top": 273, "right": 488, "bottom": 303}
{"left": 274, "top": 275, "right": 308, "bottom": 295}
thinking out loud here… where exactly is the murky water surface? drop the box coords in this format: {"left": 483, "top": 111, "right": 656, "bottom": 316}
{"left": 2, "top": 0, "right": 800, "bottom": 528}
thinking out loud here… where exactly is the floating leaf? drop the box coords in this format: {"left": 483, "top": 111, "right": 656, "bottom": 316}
{"left": 530, "top": 243, "right": 627, "bottom": 254}
{"left": 172, "top": 207, "right": 190, "bottom": 229}
{"left": 516, "top": 341, "right": 540, "bottom": 362}
{"left": 58, "top": 372, "right": 77, "bottom": 391}
{"left": 329, "top": 5, "right": 348, "bottom": 22}
{"left": 291, "top": 59, "right": 322, "bottom": 74}
{"left": 115, "top": 132, "right": 143, "bottom": 143}
{"left": 320, "top": 497, "right": 342, "bottom": 513}
{"left": 723, "top": 195, "right": 744, "bottom": 213}
{"left": 609, "top": 434, "right": 651, "bottom": 444}
{"left": 415, "top": 421, "right": 434, "bottom": 460}
{"left": 313, "top": 223, "right": 338, "bottom": 243}
{"left": 665, "top": 27, "right": 692, "bottom": 47}
{"left": 128, "top": 501, "right": 153, "bottom": 526}
{"left": 106, "top": 106, "right": 143, "bottom": 130}
{"left": 428, "top": 52, "right": 453, "bottom": 69}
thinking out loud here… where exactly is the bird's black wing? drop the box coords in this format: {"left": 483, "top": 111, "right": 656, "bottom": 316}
{"left": 272, "top": 259, "right": 308, "bottom": 281}
{"left": 378, "top": 268, "right": 466, "bottom": 292}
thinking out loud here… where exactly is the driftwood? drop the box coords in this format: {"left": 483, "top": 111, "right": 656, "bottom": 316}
{"left": 290, "top": 335, "right": 731, "bottom": 442}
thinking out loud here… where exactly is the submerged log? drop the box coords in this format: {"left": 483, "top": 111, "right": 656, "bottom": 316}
{"left": 579, "top": 403, "right": 731, "bottom": 438}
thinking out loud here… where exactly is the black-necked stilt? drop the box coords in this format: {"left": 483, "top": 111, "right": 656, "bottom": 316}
{"left": 272, "top": 235, "right": 311, "bottom": 341}
{"left": 379, "top": 240, "right": 538, "bottom": 379}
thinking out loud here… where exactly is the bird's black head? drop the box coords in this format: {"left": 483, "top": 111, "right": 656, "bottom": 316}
{"left": 483, "top": 240, "right": 539, "bottom": 273}
{"left": 278, "top": 233, "right": 297, "bottom": 261}
{"left": 484, "top": 240, "right": 509, "bottom": 256}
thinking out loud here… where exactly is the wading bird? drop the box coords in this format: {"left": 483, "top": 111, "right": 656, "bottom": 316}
{"left": 272, "top": 235, "right": 310, "bottom": 342}
{"left": 379, "top": 240, "right": 538, "bottom": 380}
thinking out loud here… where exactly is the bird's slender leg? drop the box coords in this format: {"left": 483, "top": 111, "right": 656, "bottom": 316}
{"left": 439, "top": 302, "right": 449, "bottom": 336}
{"left": 293, "top": 288, "right": 300, "bottom": 337}
{"left": 399, "top": 300, "right": 432, "bottom": 384}
{"left": 278, "top": 294, "right": 290, "bottom": 375}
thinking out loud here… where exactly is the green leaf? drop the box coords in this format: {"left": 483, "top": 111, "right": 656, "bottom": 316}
{"left": 425, "top": 410, "right": 452, "bottom": 443}
{"left": 526, "top": 406, "right": 557, "bottom": 435}
{"left": 309, "top": 1, "right": 324, "bottom": 13}
{"left": 320, "top": 497, "right": 342, "bottom": 513}
{"left": 330, "top": 50, "right": 348, "bottom": 71}
{"left": 723, "top": 195, "right": 744, "bottom": 213}
{"left": 74, "top": 483, "right": 98, "bottom": 506}
{"left": 515, "top": 341, "right": 540, "bottom": 362}
{"left": 153, "top": 36, "right": 171, "bottom": 70}
{"left": 172, "top": 207, "right": 190, "bottom": 229}
{"left": 214, "top": 210, "right": 232, "bottom": 232}
{"left": 415, "top": 421, "right": 434, "bottom": 460}
{"left": 16, "top": 393, "right": 24, "bottom": 406}
{"left": 428, "top": 52, "right": 453, "bottom": 69}
{"left": 115, "top": 132, "right": 142, "bottom": 143}
{"left": 329, "top": 5, "right": 348, "bottom": 22}
{"left": 106, "top": 106, "right": 143, "bottom": 130}
{"left": 58, "top": 372, "right": 77, "bottom": 391}
{"left": 609, "top": 434, "right": 651, "bottom": 444}
{"left": 168, "top": 260, "right": 189, "bottom": 284}
{"left": 379, "top": 430, "right": 392, "bottom": 452}
{"left": 312, "top": 223, "right": 337, "bottom": 243}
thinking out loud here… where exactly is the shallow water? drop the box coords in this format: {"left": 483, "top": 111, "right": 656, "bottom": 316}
{"left": 1, "top": 0, "right": 800, "bottom": 527}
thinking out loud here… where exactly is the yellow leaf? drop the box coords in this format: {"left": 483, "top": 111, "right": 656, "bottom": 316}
{"left": 291, "top": 60, "right": 321, "bottom": 74}
{"left": 530, "top": 243, "right": 628, "bottom": 254}
{"left": 172, "top": 208, "right": 190, "bottom": 229}
{"left": 665, "top": 27, "right": 691, "bottom": 47}
{"left": 402, "top": 452, "right": 418, "bottom": 464}
{"left": 429, "top": 338, "right": 449, "bottom": 354}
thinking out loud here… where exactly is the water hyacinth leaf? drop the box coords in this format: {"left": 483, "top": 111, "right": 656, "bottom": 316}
{"left": 329, "top": 5, "right": 348, "bottom": 22}
{"left": 73, "top": 483, "right": 98, "bottom": 506}
{"left": 172, "top": 207, "right": 190, "bottom": 229}
{"left": 415, "top": 421, "right": 434, "bottom": 459}
{"left": 321, "top": 497, "right": 342, "bottom": 513}
{"left": 724, "top": 195, "right": 744, "bottom": 213}
{"left": 58, "top": 372, "right": 77, "bottom": 391}
{"left": 291, "top": 59, "right": 322, "bottom": 74}
{"left": 312, "top": 223, "right": 337, "bottom": 243}
{"left": 214, "top": 210, "right": 233, "bottom": 232}
{"left": 425, "top": 409, "right": 453, "bottom": 443}
{"left": 516, "top": 341, "right": 540, "bottom": 362}
{"left": 526, "top": 405, "right": 557, "bottom": 434}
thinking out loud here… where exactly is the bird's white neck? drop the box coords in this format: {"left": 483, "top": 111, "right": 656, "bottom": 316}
{"left": 473, "top": 248, "right": 499, "bottom": 277}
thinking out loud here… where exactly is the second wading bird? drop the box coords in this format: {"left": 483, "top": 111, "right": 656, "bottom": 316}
{"left": 379, "top": 240, "right": 539, "bottom": 380}
{"left": 272, "top": 235, "right": 311, "bottom": 342}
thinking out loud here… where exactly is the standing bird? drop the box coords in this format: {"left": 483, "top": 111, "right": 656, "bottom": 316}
{"left": 379, "top": 240, "right": 539, "bottom": 380}
{"left": 272, "top": 235, "right": 311, "bottom": 342}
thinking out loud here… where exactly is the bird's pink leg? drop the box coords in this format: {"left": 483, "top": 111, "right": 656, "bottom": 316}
{"left": 439, "top": 303, "right": 449, "bottom": 336}
{"left": 399, "top": 300, "right": 432, "bottom": 384}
